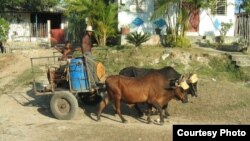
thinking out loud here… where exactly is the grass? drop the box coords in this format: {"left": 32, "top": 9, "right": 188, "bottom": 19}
{"left": 167, "top": 79, "right": 250, "bottom": 123}
{"left": 1, "top": 67, "right": 43, "bottom": 94}
{"left": 14, "top": 67, "right": 43, "bottom": 86}
{"left": 93, "top": 45, "right": 250, "bottom": 84}
{"left": 5, "top": 45, "right": 248, "bottom": 91}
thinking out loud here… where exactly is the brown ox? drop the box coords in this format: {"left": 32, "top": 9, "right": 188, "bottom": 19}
{"left": 96, "top": 72, "right": 189, "bottom": 124}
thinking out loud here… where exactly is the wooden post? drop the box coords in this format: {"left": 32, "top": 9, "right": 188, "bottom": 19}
{"left": 35, "top": 14, "right": 38, "bottom": 37}
{"left": 47, "top": 20, "right": 51, "bottom": 47}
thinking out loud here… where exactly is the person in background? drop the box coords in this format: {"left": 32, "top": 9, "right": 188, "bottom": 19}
{"left": 61, "top": 41, "right": 72, "bottom": 60}
{"left": 81, "top": 25, "right": 100, "bottom": 87}
{"left": 54, "top": 41, "right": 72, "bottom": 60}
{"left": 82, "top": 25, "right": 94, "bottom": 54}
{"left": 0, "top": 42, "right": 5, "bottom": 54}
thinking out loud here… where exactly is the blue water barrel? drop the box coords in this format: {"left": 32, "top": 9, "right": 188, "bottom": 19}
{"left": 69, "top": 58, "right": 89, "bottom": 91}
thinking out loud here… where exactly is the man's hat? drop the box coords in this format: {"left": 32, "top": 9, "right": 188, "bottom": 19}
{"left": 86, "top": 25, "right": 94, "bottom": 32}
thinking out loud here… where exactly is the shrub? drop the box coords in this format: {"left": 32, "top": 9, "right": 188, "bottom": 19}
{"left": 163, "top": 34, "right": 176, "bottom": 47}
{"left": 0, "top": 18, "right": 9, "bottom": 42}
{"left": 207, "top": 56, "right": 248, "bottom": 81}
{"left": 175, "top": 36, "right": 191, "bottom": 48}
{"left": 126, "top": 32, "right": 150, "bottom": 47}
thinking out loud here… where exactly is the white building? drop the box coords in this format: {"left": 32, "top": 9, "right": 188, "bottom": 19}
{"left": 1, "top": 9, "right": 66, "bottom": 43}
{"left": 118, "top": 0, "right": 236, "bottom": 44}
{"left": 197, "top": 0, "right": 235, "bottom": 37}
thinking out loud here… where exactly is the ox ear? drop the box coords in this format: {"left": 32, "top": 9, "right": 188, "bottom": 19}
{"left": 165, "top": 79, "right": 178, "bottom": 90}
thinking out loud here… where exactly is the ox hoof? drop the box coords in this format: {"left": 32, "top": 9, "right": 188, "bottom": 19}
{"left": 138, "top": 113, "right": 144, "bottom": 118}
{"left": 96, "top": 116, "right": 101, "bottom": 122}
{"left": 182, "top": 100, "right": 188, "bottom": 103}
{"left": 147, "top": 119, "right": 153, "bottom": 124}
{"left": 122, "top": 120, "right": 128, "bottom": 123}
{"left": 164, "top": 112, "right": 170, "bottom": 117}
{"left": 147, "top": 121, "right": 152, "bottom": 124}
{"left": 164, "top": 115, "right": 170, "bottom": 118}
{"left": 155, "top": 119, "right": 164, "bottom": 125}
{"left": 159, "top": 122, "right": 164, "bottom": 126}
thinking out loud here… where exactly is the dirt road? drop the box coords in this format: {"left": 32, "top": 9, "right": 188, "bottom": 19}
{"left": 0, "top": 49, "right": 175, "bottom": 141}
{"left": 0, "top": 48, "right": 249, "bottom": 141}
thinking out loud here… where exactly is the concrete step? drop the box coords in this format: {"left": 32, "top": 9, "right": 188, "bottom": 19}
{"left": 231, "top": 55, "right": 250, "bottom": 61}
{"left": 236, "top": 60, "right": 250, "bottom": 67}
{"left": 230, "top": 54, "right": 250, "bottom": 67}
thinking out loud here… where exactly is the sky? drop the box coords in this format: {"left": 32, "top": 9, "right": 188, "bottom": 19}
{"left": 235, "top": 0, "right": 244, "bottom": 13}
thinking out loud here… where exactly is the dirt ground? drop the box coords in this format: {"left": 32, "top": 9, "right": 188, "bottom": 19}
{"left": 0, "top": 47, "right": 249, "bottom": 141}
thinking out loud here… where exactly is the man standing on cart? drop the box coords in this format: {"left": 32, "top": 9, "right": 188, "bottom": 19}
{"left": 81, "top": 25, "right": 101, "bottom": 88}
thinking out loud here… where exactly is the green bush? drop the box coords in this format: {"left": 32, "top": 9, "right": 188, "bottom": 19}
{"left": 175, "top": 37, "right": 191, "bottom": 48}
{"left": 0, "top": 17, "right": 9, "bottom": 42}
{"left": 206, "top": 57, "right": 248, "bottom": 81}
{"left": 163, "top": 36, "right": 191, "bottom": 48}
{"left": 126, "top": 32, "right": 150, "bottom": 47}
{"left": 163, "top": 34, "right": 176, "bottom": 47}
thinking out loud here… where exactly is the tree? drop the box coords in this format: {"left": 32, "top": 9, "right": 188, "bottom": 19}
{"left": 0, "top": 0, "right": 60, "bottom": 12}
{"left": 64, "top": 0, "right": 93, "bottom": 42}
{"left": 93, "top": 1, "right": 118, "bottom": 46}
{"left": 0, "top": 18, "right": 10, "bottom": 42}
{"left": 65, "top": 0, "right": 118, "bottom": 46}
{"left": 241, "top": 0, "right": 250, "bottom": 13}
{"left": 152, "top": 0, "right": 217, "bottom": 46}
{"left": 23, "top": 0, "right": 60, "bottom": 11}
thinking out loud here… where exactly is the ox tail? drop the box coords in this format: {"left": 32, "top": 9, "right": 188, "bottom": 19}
{"left": 101, "top": 76, "right": 115, "bottom": 103}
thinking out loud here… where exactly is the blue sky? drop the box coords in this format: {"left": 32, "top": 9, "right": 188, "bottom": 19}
{"left": 235, "top": 0, "right": 244, "bottom": 13}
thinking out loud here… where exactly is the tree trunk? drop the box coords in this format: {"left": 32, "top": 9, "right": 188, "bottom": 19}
{"left": 103, "top": 32, "right": 107, "bottom": 46}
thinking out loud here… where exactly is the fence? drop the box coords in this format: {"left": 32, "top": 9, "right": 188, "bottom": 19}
{"left": 11, "top": 23, "right": 48, "bottom": 42}
{"left": 235, "top": 14, "right": 250, "bottom": 45}
{"left": 30, "top": 23, "right": 48, "bottom": 37}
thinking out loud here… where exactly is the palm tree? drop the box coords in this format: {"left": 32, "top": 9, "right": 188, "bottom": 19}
{"left": 92, "top": 1, "right": 118, "bottom": 46}
{"left": 151, "top": 0, "right": 179, "bottom": 42}
{"left": 65, "top": 0, "right": 118, "bottom": 46}
{"left": 64, "top": 0, "right": 94, "bottom": 42}
{"left": 152, "top": 0, "right": 217, "bottom": 39}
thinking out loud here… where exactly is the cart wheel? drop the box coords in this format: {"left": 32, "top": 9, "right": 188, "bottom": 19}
{"left": 50, "top": 92, "right": 78, "bottom": 120}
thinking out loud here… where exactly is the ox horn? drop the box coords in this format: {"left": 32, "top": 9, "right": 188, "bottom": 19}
{"left": 179, "top": 74, "right": 184, "bottom": 81}
{"left": 179, "top": 81, "right": 189, "bottom": 90}
{"left": 189, "top": 73, "right": 198, "bottom": 83}
{"left": 177, "top": 75, "right": 189, "bottom": 90}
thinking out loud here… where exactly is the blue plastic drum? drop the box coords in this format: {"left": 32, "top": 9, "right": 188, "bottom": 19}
{"left": 69, "top": 58, "right": 89, "bottom": 91}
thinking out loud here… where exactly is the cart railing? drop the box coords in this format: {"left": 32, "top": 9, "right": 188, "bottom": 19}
{"left": 30, "top": 55, "right": 63, "bottom": 95}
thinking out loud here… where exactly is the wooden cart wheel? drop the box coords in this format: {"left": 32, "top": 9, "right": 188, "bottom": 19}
{"left": 50, "top": 91, "right": 78, "bottom": 120}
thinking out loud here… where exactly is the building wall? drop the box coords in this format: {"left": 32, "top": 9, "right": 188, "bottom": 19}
{"left": 118, "top": 0, "right": 236, "bottom": 39}
{"left": 3, "top": 13, "right": 31, "bottom": 41}
{"left": 3, "top": 12, "right": 66, "bottom": 42}
{"left": 118, "top": 0, "right": 155, "bottom": 34}
{"left": 190, "top": 0, "right": 235, "bottom": 36}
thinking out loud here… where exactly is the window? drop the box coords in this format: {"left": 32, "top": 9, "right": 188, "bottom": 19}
{"left": 213, "top": 0, "right": 227, "bottom": 15}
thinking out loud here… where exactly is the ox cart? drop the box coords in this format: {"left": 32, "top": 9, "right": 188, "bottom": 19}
{"left": 30, "top": 53, "right": 106, "bottom": 120}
